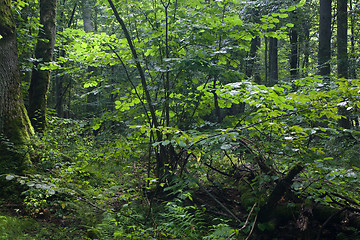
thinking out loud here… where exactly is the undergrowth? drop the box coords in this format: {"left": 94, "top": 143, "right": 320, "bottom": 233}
{"left": 1, "top": 78, "right": 360, "bottom": 239}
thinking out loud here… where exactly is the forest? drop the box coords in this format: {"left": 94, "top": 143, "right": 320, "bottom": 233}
{"left": 0, "top": 0, "right": 360, "bottom": 239}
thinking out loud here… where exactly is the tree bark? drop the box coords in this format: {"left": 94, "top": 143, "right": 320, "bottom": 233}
{"left": 337, "top": 0, "right": 351, "bottom": 129}
{"left": 337, "top": 0, "right": 348, "bottom": 78}
{"left": 268, "top": 37, "right": 278, "bottom": 86}
{"left": 246, "top": 6, "right": 261, "bottom": 84}
{"left": 0, "top": 0, "right": 34, "bottom": 175}
{"left": 28, "top": 0, "right": 57, "bottom": 132}
{"left": 82, "top": 0, "right": 94, "bottom": 33}
{"left": 349, "top": 0, "right": 356, "bottom": 78}
{"left": 301, "top": 24, "right": 310, "bottom": 76}
{"left": 246, "top": 36, "right": 261, "bottom": 82}
{"left": 264, "top": 37, "right": 268, "bottom": 84}
{"left": 318, "top": 0, "right": 331, "bottom": 77}
{"left": 213, "top": 77, "right": 222, "bottom": 123}
{"left": 289, "top": 28, "right": 298, "bottom": 79}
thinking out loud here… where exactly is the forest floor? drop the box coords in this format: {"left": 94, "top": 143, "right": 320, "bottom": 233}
{"left": 2, "top": 185, "right": 359, "bottom": 240}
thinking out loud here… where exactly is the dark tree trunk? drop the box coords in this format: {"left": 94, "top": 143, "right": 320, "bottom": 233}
{"left": 28, "top": 0, "right": 57, "bottom": 132}
{"left": 246, "top": 6, "right": 261, "bottom": 84}
{"left": 55, "top": 76, "right": 64, "bottom": 117}
{"left": 264, "top": 37, "right": 268, "bottom": 84}
{"left": 337, "top": 0, "right": 351, "bottom": 129}
{"left": 349, "top": 0, "right": 356, "bottom": 78}
{"left": 301, "top": 24, "right": 310, "bottom": 76}
{"left": 289, "top": 28, "right": 299, "bottom": 79}
{"left": 318, "top": 0, "right": 332, "bottom": 77}
{"left": 0, "top": 0, "right": 34, "bottom": 175}
{"left": 268, "top": 37, "right": 278, "bottom": 86}
{"left": 213, "top": 78, "right": 222, "bottom": 123}
{"left": 246, "top": 36, "right": 261, "bottom": 83}
{"left": 337, "top": 0, "right": 348, "bottom": 78}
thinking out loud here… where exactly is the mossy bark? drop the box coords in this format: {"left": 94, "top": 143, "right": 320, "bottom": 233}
{"left": 0, "top": 0, "right": 34, "bottom": 176}
{"left": 28, "top": 0, "right": 57, "bottom": 132}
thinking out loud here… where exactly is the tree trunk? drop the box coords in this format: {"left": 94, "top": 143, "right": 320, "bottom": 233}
{"left": 301, "top": 24, "right": 310, "bottom": 76}
{"left": 55, "top": 76, "right": 64, "bottom": 117}
{"left": 289, "top": 28, "right": 298, "bottom": 79}
{"left": 264, "top": 37, "right": 268, "bottom": 84}
{"left": 107, "top": 0, "right": 168, "bottom": 182}
{"left": 349, "top": 0, "right": 356, "bottom": 79}
{"left": 337, "top": 0, "right": 348, "bottom": 78}
{"left": 318, "top": 0, "right": 331, "bottom": 77}
{"left": 28, "top": 0, "right": 57, "bottom": 132}
{"left": 337, "top": 0, "right": 351, "bottom": 129}
{"left": 0, "top": 0, "right": 34, "bottom": 175}
{"left": 82, "top": 0, "right": 94, "bottom": 33}
{"left": 246, "top": 36, "right": 261, "bottom": 84}
{"left": 82, "top": 0, "right": 97, "bottom": 116}
{"left": 268, "top": 37, "right": 278, "bottom": 86}
{"left": 213, "top": 77, "right": 222, "bottom": 123}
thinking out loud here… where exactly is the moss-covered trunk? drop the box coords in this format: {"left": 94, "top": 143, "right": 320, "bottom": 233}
{"left": 28, "top": 0, "right": 57, "bottom": 132}
{"left": 0, "top": 0, "right": 34, "bottom": 175}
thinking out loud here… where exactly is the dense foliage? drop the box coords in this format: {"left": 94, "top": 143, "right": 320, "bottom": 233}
{"left": 1, "top": 0, "right": 360, "bottom": 239}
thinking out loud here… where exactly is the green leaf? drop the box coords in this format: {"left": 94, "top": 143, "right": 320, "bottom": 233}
{"left": 220, "top": 144, "right": 232, "bottom": 150}
{"left": 47, "top": 189, "right": 55, "bottom": 195}
{"left": 297, "top": 0, "right": 306, "bottom": 7}
{"left": 92, "top": 123, "right": 101, "bottom": 130}
{"left": 162, "top": 140, "right": 171, "bottom": 146}
{"left": 178, "top": 140, "right": 187, "bottom": 147}
{"left": 5, "top": 175, "right": 15, "bottom": 181}
{"left": 27, "top": 181, "right": 35, "bottom": 187}
{"left": 272, "top": 18, "right": 280, "bottom": 23}
{"left": 288, "top": 6, "right": 296, "bottom": 11}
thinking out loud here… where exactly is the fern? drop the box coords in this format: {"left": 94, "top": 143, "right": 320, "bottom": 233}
{"left": 159, "top": 200, "right": 205, "bottom": 239}
{"left": 203, "top": 223, "right": 235, "bottom": 240}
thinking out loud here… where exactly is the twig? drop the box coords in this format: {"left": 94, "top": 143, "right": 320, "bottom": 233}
{"left": 239, "top": 203, "right": 257, "bottom": 231}
{"left": 77, "top": 196, "right": 145, "bottom": 226}
{"left": 316, "top": 206, "right": 347, "bottom": 240}
{"left": 326, "top": 193, "right": 360, "bottom": 213}
{"left": 292, "top": 178, "right": 327, "bottom": 182}
{"left": 184, "top": 168, "right": 242, "bottom": 223}
{"left": 107, "top": 0, "right": 159, "bottom": 130}
{"left": 189, "top": 105, "right": 339, "bottom": 150}
{"left": 198, "top": 183, "right": 241, "bottom": 223}
{"left": 204, "top": 162, "right": 233, "bottom": 178}
{"left": 77, "top": 197, "right": 106, "bottom": 212}
{"left": 245, "top": 213, "right": 258, "bottom": 240}
{"left": 331, "top": 192, "right": 360, "bottom": 206}
{"left": 107, "top": 43, "right": 151, "bottom": 125}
